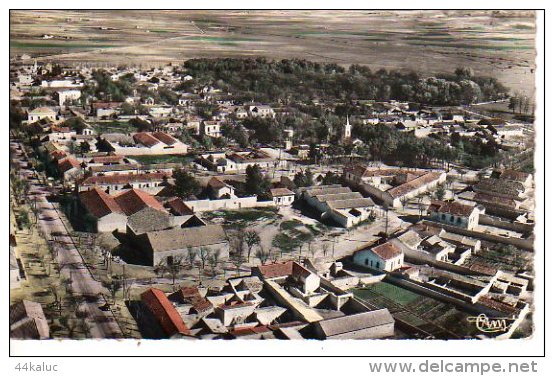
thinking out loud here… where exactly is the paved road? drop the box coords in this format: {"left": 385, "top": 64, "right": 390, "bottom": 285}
{"left": 11, "top": 140, "right": 122, "bottom": 339}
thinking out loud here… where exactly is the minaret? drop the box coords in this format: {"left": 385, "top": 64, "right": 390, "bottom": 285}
{"left": 344, "top": 115, "right": 352, "bottom": 140}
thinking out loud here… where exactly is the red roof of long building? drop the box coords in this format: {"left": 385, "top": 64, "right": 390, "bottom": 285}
{"left": 140, "top": 288, "right": 191, "bottom": 337}
{"left": 255, "top": 261, "right": 312, "bottom": 279}
{"left": 152, "top": 132, "right": 178, "bottom": 146}
{"left": 79, "top": 187, "right": 165, "bottom": 218}
{"left": 113, "top": 188, "right": 166, "bottom": 216}
{"left": 429, "top": 200, "right": 476, "bottom": 217}
{"left": 90, "top": 155, "right": 124, "bottom": 164}
{"left": 133, "top": 132, "right": 160, "bottom": 147}
{"left": 79, "top": 187, "right": 123, "bottom": 218}
{"left": 81, "top": 172, "right": 167, "bottom": 186}
{"left": 58, "top": 157, "right": 80, "bottom": 173}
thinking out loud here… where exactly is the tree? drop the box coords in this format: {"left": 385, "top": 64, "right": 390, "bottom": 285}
{"left": 29, "top": 196, "right": 40, "bottom": 224}
{"left": 186, "top": 247, "right": 197, "bottom": 269}
{"left": 78, "top": 141, "right": 91, "bottom": 155}
{"left": 103, "top": 277, "right": 122, "bottom": 303}
{"left": 383, "top": 203, "right": 390, "bottom": 237}
{"left": 321, "top": 171, "right": 341, "bottom": 185}
{"left": 455, "top": 67, "right": 474, "bottom": 79}
{"left": 230, "top": 252, "right": 244, "bottom": 276}
{"left": 49, "top": 283, "right": 63, "bottom": 317}
{"left": 322, "top": 242, "right": 330, "bottom": 258}
{"left": 244, "top": 164, "right": 270, "bottom": 196}
{"left": 293, "top": 169, "right": 314, "bottom": 188}
{"left": 208, "top": 250, "right": 221, "bottom": 277}
{"left": 18, "top": 212, "right": 32, "bottom": 232}
{"left": 256, "top": 244, "right": 270, "bottom": 265}
{"left": 229, "top": 231, "right": 245, "bottom": 258}
{"left": 198, "top": 247, "right": 209, "bottom": 270}
{"left": 400, "top": 196, "right": 409, "bottom": 209}
{"left": 172, "top": 169, "right": 201, "bottom": 199}
{"left": 166, "top": 256, "right": 184, "bottom": 286}
{"left": 272, "top": 233, "right": 298, "bottom": 258}
{"left": 244, "top": 230, "right": 261, "bottom": 263}
{"left": 129, "top": 117, "right": 153, "bottom": 132}
{"left": 435, "top": 184, "right": 446, "bottom": 201}
{"left": 59, "top": 315, "right": 78, "bottom": 338}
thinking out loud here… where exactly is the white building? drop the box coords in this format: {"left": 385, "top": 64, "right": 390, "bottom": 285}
{"left": 56, "top": 89, "right": 81, "bottom": 106}
{"left": 202, "top": 121, "right": 222, "bottom": 138}
{"left": 270, "top": 188, "right": 295, "bottom": 206}
{"left": 353, "top": 241, "right": 404, "bottom": 272}
{"left": 27, "top": 107, "right": 58, "bottom": 122}
{"left": 428, "top": 200, "right": 481, "bottom": 230}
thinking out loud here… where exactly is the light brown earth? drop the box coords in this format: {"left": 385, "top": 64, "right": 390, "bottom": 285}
{"left": 10, "top": 10, "right": 536, "bottom": 96}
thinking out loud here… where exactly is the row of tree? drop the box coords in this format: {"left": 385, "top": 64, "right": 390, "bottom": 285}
{"left": 183, "top": 58, "right": 509, "bottom": 105}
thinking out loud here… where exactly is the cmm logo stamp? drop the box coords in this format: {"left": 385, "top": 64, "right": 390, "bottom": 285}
{"left": 467, "top": 313, "right": 515, "bottom": 333}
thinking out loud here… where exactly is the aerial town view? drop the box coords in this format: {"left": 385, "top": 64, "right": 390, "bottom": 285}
{"left": 9, "top": 10, "right": 538, "bottom": 343}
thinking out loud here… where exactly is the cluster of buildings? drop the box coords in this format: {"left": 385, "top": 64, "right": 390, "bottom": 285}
{"left": 10, "top": 58, "right": 535, "bottom": 341}
{"left": 137, "top": 260, "right": 395, "bottom": 339}
{"left": 354, "top": 100, "right": 527, "bottom": 146}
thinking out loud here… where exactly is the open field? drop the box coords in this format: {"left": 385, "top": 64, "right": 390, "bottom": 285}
{"left": 10, "top": 10, "right": 536, "bottom": 96}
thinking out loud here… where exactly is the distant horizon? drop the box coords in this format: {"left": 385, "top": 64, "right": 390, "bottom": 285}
{"left": 10, "top": 10, "right": 536, "bottom": 97}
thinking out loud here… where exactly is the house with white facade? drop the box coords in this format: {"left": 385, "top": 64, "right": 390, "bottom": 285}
{"left": 353, "top": 241, "right": 404, "bottom": 272}
{"left": 428, "top": 200, "right": 481, "bottom": 230}
{"left": 56, "top": 89, "right": 81, "bottom": 106}
{"left": 27, "top": 107, "right": 59, "bottom": 122}
{"left": 202, "top": 121, "right": 222, "bottom": 138}
{"left": 270, "top": 188, "right": 295, "bottom": 206}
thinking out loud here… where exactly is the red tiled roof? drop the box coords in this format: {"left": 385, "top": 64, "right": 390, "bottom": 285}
{"left": 388, "top": 172, "right": 442, "bottom": 198}
{"left": 270, "top": 188, "right": 294, "bottom": 197}
{"left": 498, "top": 169, "right": 531, "bottom": 183}
{"left": 473, "top": 193, "right": 516, "bottom": 209}
{"left": 79, "top": 187, "right": 122, "bottom": 218}
{"left": 168, "top": 287, "right": 213, "bottom": 313}
{"left": 114, "top": 188, "right": 166, "bottom": 216}
{"left": 52, "top": 126, "right": 71, "bottom": 133}
{"left": 151, "top": 132, "right": 177, "bottom": 146}
{"left": 91, "top": 155, "right": 124, "bottom": 164}
{"left": 371, "top": 241, "right": 403, "bottom": 260}
{"left": 57, "top": 157, "right": 80, "bottom": 173}
{"left": 255, "top": 261, "right": 294, "bottom": 279}
{"left": 133, "top": 132, "right": 160, "bottom": 147}
{"left": 429, "top": 200, "right": 476, "bottom": 217}
{"left": 140, "top": 288, "right": 190, "bottom": 337}
{"left": 169, "top": 286, "right": 200, "bottom": 301}
{"left": 165, "top": 197, "right": 193, "bottom": 215}
{"left": 255, "top": 261, "right": 311, "bottom": 279}
{"left": 208, "top": 177, "right": 227, "bottom": 190}
{"left": 81, "top": 172, "right": 167, "bottom": 186}
{"left": 49, "top": 150, "right": 67, "bottom": 161}
{"left": 230, "top": 325, "right": 270, "bottom": 337}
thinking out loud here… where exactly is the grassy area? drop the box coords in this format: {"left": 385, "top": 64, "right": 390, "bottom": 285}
{"left": 91, "top": 121, "right": 137, "bottom": 135}
{"left": 129, "top": 154, "right": 193, "bottom": 165}
{"left": 203, "top": 207, "right": 280, "bottom": 226}
{"left": 279, "top": 219, "right": 303, "bottom": 231}
{"left": 353, "top": 282, "right": 420, "bottom": 305}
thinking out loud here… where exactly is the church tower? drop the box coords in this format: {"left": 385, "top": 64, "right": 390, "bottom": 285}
{"left": 343, "top": 115, "right": 352, "bottom": 141}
